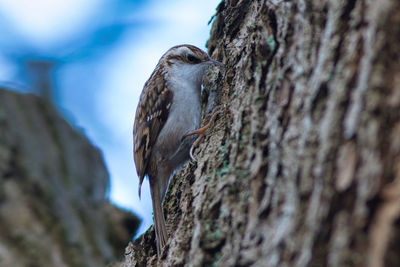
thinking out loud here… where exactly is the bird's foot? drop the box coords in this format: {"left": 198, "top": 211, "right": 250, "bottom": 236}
{"left": 182, "top": 106, "right": 222, "bottom": 161}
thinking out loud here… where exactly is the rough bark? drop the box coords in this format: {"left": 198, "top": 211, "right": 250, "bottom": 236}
{"left": 0, "top": 88, "right": 139, "bottom": 267}
{"left": 122, "top": 0, "right": 400, "bottom": 266}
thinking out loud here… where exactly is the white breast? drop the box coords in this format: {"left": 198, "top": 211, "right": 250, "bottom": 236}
{"left": 154, "top": 63, "right": 204, "bottom": 162}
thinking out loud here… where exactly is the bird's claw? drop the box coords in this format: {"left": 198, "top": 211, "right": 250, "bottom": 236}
{"left": 189, "top": 145, "right": 196, "bottom": 162}
{"left": 183, "top": 106, "right": 223, "bottom": 161}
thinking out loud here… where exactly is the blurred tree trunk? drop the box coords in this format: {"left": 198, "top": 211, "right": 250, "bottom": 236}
{"left": 122, "top": 0, "right": 400, "bottom": 266}
{"left": 0, "top": 89, "right": 139, "bottom": 267}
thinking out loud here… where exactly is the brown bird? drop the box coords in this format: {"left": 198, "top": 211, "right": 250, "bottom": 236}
{"left": 133, "top": 44, "right": 223, "bottom": 256}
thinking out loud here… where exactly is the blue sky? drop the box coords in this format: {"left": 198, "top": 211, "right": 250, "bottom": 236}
{"left": 0, "top": 0, "right": 220, "bottom": 236}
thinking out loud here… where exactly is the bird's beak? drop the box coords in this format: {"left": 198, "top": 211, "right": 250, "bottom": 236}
{"left": 207, "top": 58, "right": 224, "bottom": 68}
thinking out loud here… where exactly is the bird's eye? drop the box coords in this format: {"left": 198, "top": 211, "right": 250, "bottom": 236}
{"left": 187, "top": 54, "right": 200, "bottom": 63}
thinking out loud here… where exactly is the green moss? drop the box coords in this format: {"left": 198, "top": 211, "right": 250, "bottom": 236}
{"left": 214, "top": 159, "right": 230, "bottom": 179}
{"left": 266, "top": 35, "right": 276, "bottom": 52}
{"left": 211, "top": 252, "right": 222, "bottom": 267}
{"left": 200, "top": 226, "right": 225, "bottom": 251}
{"left": 230, "top": 90, "right": 237, "bottom": 99}
{"left": 247, "top": 23, "right": 257, "bottom": 32}
{"left": 209, "top": 229, "right": 222, "bottom": 241}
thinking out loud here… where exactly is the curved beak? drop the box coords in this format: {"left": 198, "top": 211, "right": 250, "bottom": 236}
{"left": 207, "top": 58, "right": 224, "bottom": 68}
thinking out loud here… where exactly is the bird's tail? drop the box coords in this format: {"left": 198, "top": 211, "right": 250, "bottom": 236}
{"left": 138, "top": 175, "right": 144, "bottom": 199}
{"left": 149, "top": 177, "right": 168, "bottom": 256}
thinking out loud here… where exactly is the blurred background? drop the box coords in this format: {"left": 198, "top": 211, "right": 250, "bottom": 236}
{"left": 0, "top": 0, "right": 220, "bottom": 236}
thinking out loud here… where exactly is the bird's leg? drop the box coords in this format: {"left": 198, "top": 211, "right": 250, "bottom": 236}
{"left": 182, "top": 106, "right": 222, "bottom": 161}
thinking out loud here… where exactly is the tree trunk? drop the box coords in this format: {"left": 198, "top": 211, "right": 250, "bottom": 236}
{"left": 0, "top": 89, "right": 139, "bottom": 267}
{"left": 122, "top": 0, "right": 400, "bottom": 266}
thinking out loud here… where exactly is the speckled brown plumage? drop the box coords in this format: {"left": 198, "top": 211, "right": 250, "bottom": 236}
{"left": 133, "top": 44, "right": 223, "bottom": 256}
{"left": 133, "top": 66, "right": 173, "bottom": 198}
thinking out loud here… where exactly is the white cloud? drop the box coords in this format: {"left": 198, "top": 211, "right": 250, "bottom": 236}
{"left": 0, "top": 0, "right": 100, "bottom": 45}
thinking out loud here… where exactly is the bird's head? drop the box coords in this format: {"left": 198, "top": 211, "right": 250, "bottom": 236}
{"left": 162, "top": 44, "right": 224, "bottom": 85}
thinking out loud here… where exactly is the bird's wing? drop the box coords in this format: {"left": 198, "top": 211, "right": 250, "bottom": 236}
{"left": 133, "top": 69, "right": 173, "bottom": 198}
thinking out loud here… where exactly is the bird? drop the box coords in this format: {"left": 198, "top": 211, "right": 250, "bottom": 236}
{"left": 133, "top": 44, "right": 223, "bottom": 256}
